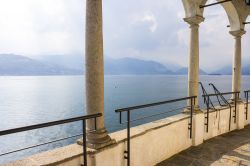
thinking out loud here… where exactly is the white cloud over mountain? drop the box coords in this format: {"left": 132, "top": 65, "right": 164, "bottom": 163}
{"left": 0, "top": 0, "right": 249, "bottom": 72}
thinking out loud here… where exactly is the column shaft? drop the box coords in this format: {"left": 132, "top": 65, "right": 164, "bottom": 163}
{"left": 188, "top": 23, "right": 200, "bottom": 106}
{"left": 184, "top": 16, "right": 204, "bottom": 108}
{"left": 230, "top": 30, "right": 245, "bottom": 99}
{"left": 86, "top": 0, "right": 104, "bottom": 130}
{"left": 232, "top": 36, "right": 242, "bottom": 93}
{"left": 85, "top": 0, "right": 113, "bottom": 149}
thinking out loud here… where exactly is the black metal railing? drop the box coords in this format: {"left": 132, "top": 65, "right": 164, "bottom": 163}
{"left": 115, "top": 96, "right": 196, "bottom": 166}
{"left": 209, "top": 83, "right": 233, "bottom": 107}
{"left": 245, "top": 90, "right": 250, "bottom": 120}
{"left": 0, "top": 113, "right": 102, "bottom": 166}
{"left": 202, "top": 83, "right": 240, "bottom": 131}
{"left": 199, "top": 82, "right": 217, "bottom": 132}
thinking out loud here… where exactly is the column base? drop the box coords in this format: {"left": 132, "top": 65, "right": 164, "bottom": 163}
{"left": 183, "top": 106, "right": 204, "bottom": 146}
{"left": 192, "top": 111, "right": 205, "bottom": 146}
{"left": 77, "top": 128, "right": 116, "bottom": 150}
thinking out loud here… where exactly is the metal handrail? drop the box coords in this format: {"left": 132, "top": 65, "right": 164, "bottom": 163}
{"left": 202, "top": 91, "right": 240, "bottom": 97}
{"left": 0, "top": 113, "right": 102, "bottom": 166}
{"left": 0, "top": 133, "right": 83, "bottom": 157}
{"left": 127, "top": 106, "right": 188, "bottom": 124}
{"left": 244, "top": 90, "right": 250, "bottom": 120}
{"left": 209, "top": 83, "right": 236, "bottom": 108}
{"left": 199, "top": 82, "right": 216, "bottom": 110}
{"left": 115, "top": 96, "right": 195, "bottom": 113}
{"left": 199, "top": 0, "right": 232, "bottom": 8}
{"left": 199, "top": 82, "right": 217, "bottom": 132}
{"left": 202, "top": 83, "right": 240, "bottom": 131}
{"left": 115, "top": 96, "right": 197, "bottom": 166}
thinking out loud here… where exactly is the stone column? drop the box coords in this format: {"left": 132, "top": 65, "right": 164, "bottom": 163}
{"left": 229, "top": 30, "right": 245, "bottom": 130}
{"left": 230, "top": 30, "right": 245, "bottom": 99}
{"left": 84, "top": 0, "right": 113, "bottom": 149}
{"left": 184, "top": 16, "right": 204, "bottom": 108}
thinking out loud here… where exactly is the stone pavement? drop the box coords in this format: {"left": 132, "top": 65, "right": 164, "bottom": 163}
{"left": 157, "top": 125, "right": 250, "bottom": 166}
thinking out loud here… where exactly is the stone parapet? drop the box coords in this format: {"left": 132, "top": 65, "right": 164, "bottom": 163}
{"left": 4, "top": 102, "right": 250, "bottom": 166}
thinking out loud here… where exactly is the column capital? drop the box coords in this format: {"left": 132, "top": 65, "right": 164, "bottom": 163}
{"left": 184, "top": 15, "right": 205, "bottom": 27}
{"left": 230, "top": 29, "right": 246, "bottom": 38}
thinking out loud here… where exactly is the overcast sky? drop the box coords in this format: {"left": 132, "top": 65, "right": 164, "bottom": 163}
{"left": 0, "top": 0, "right": 249, "bottom": 72}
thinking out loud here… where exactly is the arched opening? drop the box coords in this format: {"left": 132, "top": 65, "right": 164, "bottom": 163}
{"left": 103, "top": 0, "right": 197, "bottom": 133}
{"left": 181, "top": 0, "right": 243, "bottom": 107}
{"left": 102, "top": 0, "right": 246, "bottom": 132}
{"left": 200, "top": 0, "right": 234, "bottom": 91}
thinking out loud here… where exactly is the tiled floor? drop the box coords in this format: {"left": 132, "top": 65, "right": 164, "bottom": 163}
{"left": 157, "top": 125, "right": 250, "bottom": 166}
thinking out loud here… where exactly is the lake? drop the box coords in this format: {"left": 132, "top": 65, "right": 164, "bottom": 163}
{"left": 0, "top": 75, "right": 249, "bottom": 163}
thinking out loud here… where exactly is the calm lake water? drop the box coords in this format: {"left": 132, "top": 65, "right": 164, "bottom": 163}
{"left": 0, "top": 75, "right": 249, "bottom": 163}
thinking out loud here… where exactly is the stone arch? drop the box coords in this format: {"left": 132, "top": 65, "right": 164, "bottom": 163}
{"left": 182, "top": 0, "right": 242, "bottom": 31}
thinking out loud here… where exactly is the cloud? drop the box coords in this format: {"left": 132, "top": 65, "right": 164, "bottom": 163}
{"left": 0, "top": 0, "right": 85, "bottom": 56}
{"left": 141, "top": 12, "right": 158, "bottom": 32}
{"left": 0, "top": 0, "right": 248, "bottom": 72}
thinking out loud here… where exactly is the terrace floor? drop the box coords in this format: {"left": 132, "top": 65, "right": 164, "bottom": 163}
{"left": 157, "top": 125, "right": 250, "bottom": 166}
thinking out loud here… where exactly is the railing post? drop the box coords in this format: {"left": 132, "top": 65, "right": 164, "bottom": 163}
{"left": 246, "top": 92, "right": 249, "bottom": 120}
{"left": 189, "top": 98, "right": 193, "bottom": 139}
{"left": 205, "top": 96, "right": 209, "bottom": 132}
{"left": 83, "top": 120, "right": 87, "bottom": 166}
{"left": 229, "top": 105, "right": 232, "bottom": 131}
{"left": 124, "top": 110, "right": 131, "bottom": 166}
{"left": 234, "top": 93, "right": 237, "bottom": 123}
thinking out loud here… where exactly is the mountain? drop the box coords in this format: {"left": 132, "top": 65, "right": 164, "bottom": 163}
{"left": 38, "top": 55, "right": 182, "bottom": 73}
{"left": 213, "top": 65, "right": 250, "bottom": 75}
{"left": 212, "top": 66, "right": 231, "bottom": 75}
{"left": 36, "top": 55, "right": 84, "bottom": 71}
{"left": 104, "top": 57, "right": 174, "bottom": 75}
{"left": 0, "top": 54, "right": 81, "bottom": 75}
{"left": 175, "top": 67, "right": 207, "bottom": 75}
{"left": 0, "top": 54, "right": 210, "bottom": 75}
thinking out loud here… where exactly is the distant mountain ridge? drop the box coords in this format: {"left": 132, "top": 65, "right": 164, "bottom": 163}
{"left": 0, "top": 54, "right": 81, "bottom": 75}
{"left": 105, "top": 57, "right": 174, "bottom": 75}
{"left": 213, "top": 65, "right": 250, "bottom": 75}
{"left": 0, "top": 54, "right": 210, "bottom": 76}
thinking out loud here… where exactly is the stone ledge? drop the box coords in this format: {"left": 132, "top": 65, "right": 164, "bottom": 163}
{"left": 110, "top": 113, "right": 190, "bottom": 144}
{"left": 3, "top": 144, "right": 83, "bottom": 166}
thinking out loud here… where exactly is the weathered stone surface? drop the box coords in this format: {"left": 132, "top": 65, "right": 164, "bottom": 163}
{"left": 2, "top": 144, "right": 83, "bottom": 166}
{"left": 157, "top": 125, "right": 250, "bottom": 166}
{"left": 84, "top": 0, "right": 113, "bottom": 149}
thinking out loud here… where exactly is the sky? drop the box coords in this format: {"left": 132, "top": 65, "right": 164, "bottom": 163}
{"left": 0, "top": 0, "right": 249, "bottom": 72}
